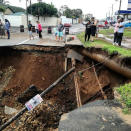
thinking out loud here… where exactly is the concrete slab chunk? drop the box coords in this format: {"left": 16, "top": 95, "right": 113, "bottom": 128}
{"left": 67, "top": 49, "right": 83, "bottom": 62}
{"left": 5, "top": 106, "right": 18, "bottom": 115}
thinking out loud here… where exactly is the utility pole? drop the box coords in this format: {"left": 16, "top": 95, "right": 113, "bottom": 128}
{"left": 26, "top": 0, "right": 28, "bottom": 27}
{"left": 112, "top": 4, "right": 114, "bottom": 22}
{"left": 119, "top": 0, "right": 122, "bottom": 14}
{"left": 30, "top": 0, "right": 32, "bottom": 15}
{"left": 115, "top": 0, "right": 122, "bottom": 18}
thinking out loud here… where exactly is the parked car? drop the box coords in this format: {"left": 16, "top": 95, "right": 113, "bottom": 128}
{"left": 64, "top": 23, "right": 72, "bottom": 27}
{"left": 98, "top": 21, "right": 109, "bottom": 29}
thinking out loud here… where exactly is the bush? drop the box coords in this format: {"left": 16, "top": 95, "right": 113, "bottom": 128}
{"left": 116, "top": 83, "right": 131, "bottom": 114}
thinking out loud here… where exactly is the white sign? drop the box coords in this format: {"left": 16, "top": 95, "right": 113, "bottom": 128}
{"left": 25, "top": 94, "right": 43, "bottom": 111}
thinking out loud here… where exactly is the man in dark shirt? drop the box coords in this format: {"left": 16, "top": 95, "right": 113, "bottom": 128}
{"left": 28, "top": 21, "right": 34, "bottom": 40}
{"left": 58, "top": 22, "right": 64, "bottom": 41}
{"left": 83, "top": 20, "right": 91, "bottom": 42}
{"left": 91, "top": 17, "right": 96, "bottom": 42}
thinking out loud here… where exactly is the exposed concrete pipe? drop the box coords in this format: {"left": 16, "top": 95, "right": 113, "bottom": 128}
{"left": 82, "top": 49, "right": 131, "bottom": 79}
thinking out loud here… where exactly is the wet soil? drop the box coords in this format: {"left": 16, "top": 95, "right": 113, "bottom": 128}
{"left": 0, "top": 46, "right": 130, "bottom": 131}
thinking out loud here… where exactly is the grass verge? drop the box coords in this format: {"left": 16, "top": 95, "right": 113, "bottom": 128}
{"left": 116, "top": 83, "right": 131, "bottom": 114}
{"left": 77, "top": 32, "right": 131, "bottom": 57}
{"left": 99, "top": 28, "right": 131, "bottom": 38}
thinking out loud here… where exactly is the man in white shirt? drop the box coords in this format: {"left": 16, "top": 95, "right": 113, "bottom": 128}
{"left": 117, "top": 18, "right": 126, "bottom": 46}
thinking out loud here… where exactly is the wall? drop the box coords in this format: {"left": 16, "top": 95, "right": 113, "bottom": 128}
{"left": 3, "top": 14, "right": 78, "bottom": 28}
{"left": 0, "top": 12, "right": 4, "bottom": 23}
{"left": 4, "top": 15, "right": 22, "bottom": 27}
{"left": 61, "top": 16, "right": 79, "bottom": 24}
{"left": 4, "top": 14, "right": 60, "bottom": 28}
{"left": 28, "top": 15, "right": 60, "bottom": 27}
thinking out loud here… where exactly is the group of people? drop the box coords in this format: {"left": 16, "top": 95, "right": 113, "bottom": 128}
{"left": 83, "top": 17, "right": 98, "bottom": 42}
{"left": 28, "top": 21, "right": 65, "bottom": 42}
{"left": 0, "top": 19, "right": 11, "bottom": 39}
{"left": 113, "top": 18, "right": 126, "bottom": 46}
{"left": 28, "top": 20, "right": 42, "bottom": 40}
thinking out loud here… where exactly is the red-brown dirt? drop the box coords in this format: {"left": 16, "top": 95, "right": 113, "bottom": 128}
{"left": 0, "top": 46, "right": 129, "bottom": 131}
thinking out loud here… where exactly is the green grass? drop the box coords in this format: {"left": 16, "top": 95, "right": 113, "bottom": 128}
{"left": 99, "top": 28, "right": 131, "bottom": 38}
{"left": 116, "top": 83, "right": 131, "bottom": 114}
{"left": 77, "top": 32, "right": 131, "bottom": 57}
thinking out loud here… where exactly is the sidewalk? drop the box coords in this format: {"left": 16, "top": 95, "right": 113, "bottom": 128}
{"left": 98, "top": 34, "right": 131, "bottom": 49}
{"left": 0, "top": 31, "right": 82, "bottom": 47}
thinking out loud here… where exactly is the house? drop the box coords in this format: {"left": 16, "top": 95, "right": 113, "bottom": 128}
{"left": 4, "top": 7, "right": 14, "bottom": 15}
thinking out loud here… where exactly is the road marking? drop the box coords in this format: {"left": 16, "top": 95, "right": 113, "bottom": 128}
{"left": 18, "top": 36, "right": 38, "bottom": 45}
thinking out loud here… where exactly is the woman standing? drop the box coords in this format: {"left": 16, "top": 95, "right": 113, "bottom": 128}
{"left": 83, "top": 20, "right": 91, "bottom": 42}
{"left": 37, "top": 21, "right": 42, "bottom": 38}
{"left": 5, "top": 19, "right": 10, "bottom": 39}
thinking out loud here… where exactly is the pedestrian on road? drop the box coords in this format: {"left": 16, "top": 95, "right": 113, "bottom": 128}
{"left": 58, "top": 21, "right": 64, "bottom": 41}
{"left": 117, "top": 18, "right": 126, "bottom": 46}
{"left": 35, "top": 21, "right": 39, "bottom": 36}
{"left": 105, "top": 20, "right": 108, "bottom": 27}
{"left": 28, "top": 21, "right": 34, "bottom": 40}
{"left": 54, "top": 27, "right": 58, "bottom": 41}
{"left": 95, "top": 20, "right": 99, "bottom": 38}
{"left": 113, "top": 19, "right": 120, "bottom": 45}
{"left": 83, "top": 20, "right": 91, "bottom": 42}
{"left": 5, "top": 19, "right": 10, "bottom": 39}
{"left": 0, "top": 19, "right": 3, "bottom": 26}
{"left": 91, "top": 17, "right": 96, "bottom": 42}
{"left": 37, "top": 21, "right": 42, "bottom": 38}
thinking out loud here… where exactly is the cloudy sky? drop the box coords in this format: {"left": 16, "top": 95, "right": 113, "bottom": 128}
{"left": 8, "top": 0, "right": 128, "bottom": 19}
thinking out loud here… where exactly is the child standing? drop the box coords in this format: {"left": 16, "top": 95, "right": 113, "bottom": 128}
{"left": 54, "top": 27, "right": 58, "bottom": 41}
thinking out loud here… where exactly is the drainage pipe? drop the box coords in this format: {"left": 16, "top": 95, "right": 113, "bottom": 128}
{"left": 82, "top": 50, "right": 131, "bottom": 79}
{"left": 0, "top": 67, "right": 75, "bottom": 131}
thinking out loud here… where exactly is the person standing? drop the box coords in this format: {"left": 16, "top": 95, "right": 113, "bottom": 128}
{"left": 37, "top": 21, "right": 42, "bottom": 38}
{"left": 91, "top": 17, "right": 96, "bottom": 42}
{"left": 5, "top": 19, "right": 10, "bottom": 39}
{"left": 113, "top": 19, "right": 120, "bottom": 45}
{"left": 58, "top": 21, "right": 64, "bottom": 41}
{"left": 95, "top": 20, "right": 99, "bottom": 38}
{"left": 0, "top": 19, "right": 3, "bottom": 27}
{"left": 83, "top": 20, "right": 91, "bottom": 42}
{"left": 117, "top": 18, "right": 126, "bottom": 46}
{"left": 105, "top": 20, "right": 108, "bottom": 27}
{"left": 35, "top": 21, "right": 39, "bottom": 36}
{"left": 54, "top": 27, "right": 58, "bottom": 41}
{"left": 28, "top": 21, "right": 34, "bottom": 40}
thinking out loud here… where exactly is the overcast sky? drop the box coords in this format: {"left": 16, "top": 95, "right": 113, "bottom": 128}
{"left": 8, "top": 0, "right": 128, "bottom": 19}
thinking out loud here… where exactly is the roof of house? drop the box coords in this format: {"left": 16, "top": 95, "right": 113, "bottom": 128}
{"left": 11, "top": 12, "right": 26, "bottom": 16}
{"left": 1, "top": 4, "right": 25, "bottom": 13}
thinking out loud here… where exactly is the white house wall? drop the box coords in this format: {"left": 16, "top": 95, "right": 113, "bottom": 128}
{"left": 4, "top": 15, "right": 22, "bottom": 27}
{"left": 3, "top": 14, "right": 78, "bottom": 28}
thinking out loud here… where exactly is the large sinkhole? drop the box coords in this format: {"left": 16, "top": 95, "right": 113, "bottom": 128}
{"left": 0, "top": 46, "right": 129, "bottom": 131}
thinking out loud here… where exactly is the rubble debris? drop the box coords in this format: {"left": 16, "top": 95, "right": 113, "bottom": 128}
{"left": 4, "top": 106, "right": 18, "bottom": 115}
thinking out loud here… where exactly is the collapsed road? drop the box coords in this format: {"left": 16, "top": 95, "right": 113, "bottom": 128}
{"left": 0, "top": 45, "right": 131, "bottom": 131}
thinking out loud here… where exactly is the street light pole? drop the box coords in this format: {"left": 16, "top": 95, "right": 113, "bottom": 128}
{"left": 119, "top": 0, "right": 122, "bottom": 15}
{"left": 26, "top": 0, "right": 28, "bottom": 27}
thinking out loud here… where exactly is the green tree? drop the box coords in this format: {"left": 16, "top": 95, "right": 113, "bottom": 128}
{"left": 27, "top": 2, "right": 58, "bottom": 17}
{"left": 63, "top": 7, "right": 83, "bottom": 19}
{"left": 0, "top": 6, "right": 5, "bottom": 12}
{"left": 72, "top": 9, "right": 83, "bottom": 18}
{"left": 63, "top": 8, "right": 73, "bottom": 18}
